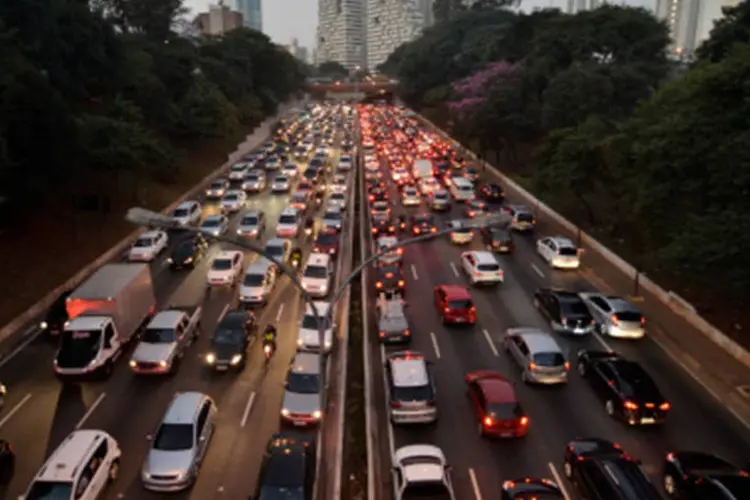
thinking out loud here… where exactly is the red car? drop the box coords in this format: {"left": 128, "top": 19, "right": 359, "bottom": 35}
{"left": 466, "top": 371, "right": 529, "bottom": 438}
{"left": 313, "top": 229, "right": 340, "bottom": 256}
{"left": 434, "top": 285, "right": 476, "bottom": 325}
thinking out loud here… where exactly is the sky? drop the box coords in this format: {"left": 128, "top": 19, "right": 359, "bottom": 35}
{"left": 183, "top": 0, "right": 655, "bottom": 51}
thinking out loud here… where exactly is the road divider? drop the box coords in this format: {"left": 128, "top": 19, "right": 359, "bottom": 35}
{"left": 76, "top": 392, "right": 106, "bottom": 430}
{"left": 482, "top": 329, "right": 499, "bottom": 357}
{"left": 240, "top": 391, "right": 256, "bottom": 428}
{"left": 430, "top": 332, "right": 442, "bottom": 359}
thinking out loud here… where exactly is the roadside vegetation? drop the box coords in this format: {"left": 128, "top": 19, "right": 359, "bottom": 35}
{"left": 0, "top": 0, "right": 305, "bottom": 324}
{"left": 379, "top": 1, "right": 750, "bottom": 340}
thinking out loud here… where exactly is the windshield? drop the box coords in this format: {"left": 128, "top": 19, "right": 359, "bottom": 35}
{"left": 242, "top": 216, "right": 259, "bottom": 226}
{"left": 533, "top": 352, "right": 566, "bottom": 367}
{"left": 213, "top": 328, "right": 243, "bottom": 344}
{"left": 259, "top": 486, "right": 305, "bottom": 500}
{"left": 203, "top": 219, "right": 221, "bottom": 227}
{"left": 266, "top": 244, "right": 283, "bottom": 257}
{"left": 561, "top": 301, "right": 590, "bottom": 316}
{"left": 287, "top": 372, "right": 321, "bottom": 394}
{"left": 558, "top": 247, "right": 578, "bottom": 256}
{"left": 448, "top": 299, "right": 472, "bottom": 309}
{"left": 402, "top": 482, "right": 451, "bottom": 499}
{"left": 212, "top": 259, "right": 232, "bottom": 270}
{"left": 330, "top": 193, "right": 345, "bottom": 200}
{"left": 26, "top": 481, "right": 74, "bottom": 500}
{"left": 210, "top": 181, "right": 224, "bottom": 189}
{"left": 392, "top": 384, "right": 433, "bottom": 402}
{"left": 245, "top": 174, "right": 259, "bottom": 181}
{"left": 316, "top": 234, "right": 337, "bottom": 245}
{"left": 57, "top": 330, "right": 101, "bottom": 368}
{"left": 142, "top": 328, "right": 176, "bottom": 343}
{"left": 153, "top": 423, "right": 194, "bottom": 451}
{"left": 324, "top": 212, "right": 341, "bottom": 221}
{"left": 615, "top": 311, "right": 643, "bottom": 322}
{"left": 477, "top": 263, "right": 500, "bottom": 272}
{"left": 487, "top": 402, "right": 523, "bottom": 420}
{"left": 292, "top": 194, "right": 306, "bottom": 203}
{"left": 134, "top": 237, "right": 153, "bottom": 247}
{"left": 173, "top": 208, "right": 189, "bottom": 217}
{"left": 517, "top": 213, "right": 534, "bottom": 222}
{"left": 231, "top": 165, "right": 245, "bottom": 171}
{"left": 434, "top": 192, "right": 448, "bottom": 199}
{"left": 303, "top": 266, "right": 328, "bottom": 279}
{"left": 279, "top": 214, "right": 298, "bottom": 225}
{"left": 223, "top": 194, "right": 238, "bottom": 201}
{"left": 301, "top": 314, "right": 331, "bottom": 330}
{"left": 275, "top": 176, "right": 288, "bottom": 183}
{"left": 415, "top": 216, "right": 432, "bottom": 224}
{"left": 244, "top": 274, "right": 265, "bottom": 286}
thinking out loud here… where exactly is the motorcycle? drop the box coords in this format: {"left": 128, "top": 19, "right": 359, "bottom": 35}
{"left": 290, "top": 253, "right": 302, "bottom": 268}
{"left": 263, "top": 342, "right": 275, "bottom": 362}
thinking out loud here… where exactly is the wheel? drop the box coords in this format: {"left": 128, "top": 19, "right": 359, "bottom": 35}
{"left": 102, "top": 362, "right": 114, "bottom": 378}
{"left": 577, "top": 362, "right": 587, "bottom": 377}
{"left": 663, "top": 474, "right": 676, "bottom": 496}
{"left": 605, "top": 400, "right": 615, "bottom": 417}
{"left": 563, "top": 461, "right": 572, "bottom": 478}
{"left": 533, "top": 297, "right": 540, "bottom": 309}
{"left": 598, "top": 323, "right": 608, "bottom": 336}
{"left": 108, "top": 459, "right": 120, "bottom": 482}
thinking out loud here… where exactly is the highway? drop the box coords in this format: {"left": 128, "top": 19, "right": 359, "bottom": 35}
{"left": 0, "top": 113, "right": 354, "bottom": 499}
{"left": 361, "top": 107, "right": 750, "bottom": 500}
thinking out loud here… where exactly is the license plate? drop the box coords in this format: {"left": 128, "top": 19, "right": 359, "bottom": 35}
{"left": 500, "top": 431, "right": 513, "bottom": 438}
{"left": 215, "top": 365, "right": 228, "bottom": 371}
{"left": 293, "top": 420, "right": 307, "bottom": 427}
{"left": 640, "top": 417, "right": 655, "bottom": 424}
{"left": 454, "top": 318, "right": 465, "bottom": 323}
{"left": 499, "top": 246, "right": 508, "bottom": 251}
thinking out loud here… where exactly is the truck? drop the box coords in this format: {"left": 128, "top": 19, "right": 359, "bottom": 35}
{"left": 376, "top": 292, "right": 410, "bottom": 344}
{"left": 54, "top": 263, "right": 156, "bottom": 379}
{"left": 412, "top": 159, "right": 434, "bottom": 181}
{"left": 129, "top": 306, "right": 202, "bottom": 375}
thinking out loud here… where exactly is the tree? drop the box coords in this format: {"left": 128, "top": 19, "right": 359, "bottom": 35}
{"left": 433, "top": 0, "right": 465, "bottom": 24}
{"left": 317, "top": 61, "right": 348, "bottom": 77}
{"left": 696, "top": 0, "right": 750, "bottom": 63}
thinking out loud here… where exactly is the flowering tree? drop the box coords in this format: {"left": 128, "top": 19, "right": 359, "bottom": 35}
{"left": 447, "top": 61, "right": 522, "bottom": 120}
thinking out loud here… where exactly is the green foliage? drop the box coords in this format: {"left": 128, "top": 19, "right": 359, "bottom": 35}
{"left": 317, "top": 61, "right": 348, "bottom": 76}
{"left": 696, "top": 0, "right": 750, "bottom": 63}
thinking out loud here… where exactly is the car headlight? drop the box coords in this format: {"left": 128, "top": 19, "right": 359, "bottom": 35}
{"left": 230, "top": 354, "right": 242, "bottom": 365}
{"left": 167, "top": 258, "right": 173, "bottom": 264}
{"left": 185, "top": 257, "right": 193, "bottom": 264}
{"left": 281, "top": 408, "right": 291, "bottom": 416}
{"left": 297, "top": 339, "right": 303, "bottom": 346}
{"left": 129, "top": 360, "right": 137, "bottom": 368}
{"left": 40, "top": 321, "right": 48, "bottom": 330}
{"left": 158, "top": 361, "right": 168, "bottom": 368}
{"left": 312, "top": 410, "right": 322, "bottom": 419}
{"left": 205, "top": 353, "right": 216, "bottom": 364}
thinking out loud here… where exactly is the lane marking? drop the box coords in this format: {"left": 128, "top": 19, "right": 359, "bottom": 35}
{"left": 482, "top": 329, "right": 499, "bottom": 357}
{"left": 592, "top": 332, "right": 614, "bottom": 352}
{"left": 548, "top": 462, "right": 572, "bottom": 500}
{"left": 380, "top": 345, "right": 396, "bottom": 460}
{"left": 468, "top": 468, "right": 484, "bottom": 500}
{"left": 0, "top": 328, "right": 43, "bottom": 368}
{"left": 240, "top": 391, "right": 256, "bottom": 427}
{"left": 0, "top": 393, "right": 32, "bottom": 428}
{"left": 275, "top": 304, "right": 284, "bottom": 322}
{"left": 76, "top": 392, "right": 106, "bottom": 429}
{"left": 531, "top": 263, "right": 545, "bottom": 278}
{"left": 410, "top": 264, "right": 418, "bottom": 281}
{"left": 217, "top": 303, "right": 230, "bottom": 323}
{"left": 450, "top": 262, "right": 459, "bottom": 278}
{"left": 429, "top": 332, "right": 442, "bottom": 359}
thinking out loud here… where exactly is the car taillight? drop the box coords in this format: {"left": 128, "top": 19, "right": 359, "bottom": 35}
{"left": 528, "top": 362, "right": 537, "bottom": 371}
{"left": 519, "top": 416, "right": 529, "bottom": 426}
{"left": 372, "top": 228, "right": 377, "bottom": 233}
{"left": 483, "top": 416, "right": 494, "bottom": 427}
{"left": 403, "top": 329, "right": 411, "bottom": 336}
{"left": 376, "top": 282, "right": 383, "bottom": 288}
{"left": 624, "top": 400, "right": 639, "bottom": 410}
{"left": 391, "top": 401, "right": 402, "bottom": 408}
{"left": 564, "top": 361, "right": 570, "bottom": 371}
{"left": 431, "top": 227, "right": 437, "bottom": 233}
{"left": 414, "top": 228, "right": 421, "bottom": 234}
{"left": 659, "top": 402, "right": 671, "bottom": 411}
{"left": 379, "top": 331, "right": 385, "bottom": 338}
{"left": 397, "top": 248, "right": 403, "bottom": 255}
{"left": 641, "top": 316, "right": 646, "bottom": 326}
{"left": 444, "top": 307, "right": 450, "bottom": 313}
{"left": 611, "top": 314, "right": 620, "bottom": 326}
{"left": 398, "top": 280, "right": 405, "bottom": 286}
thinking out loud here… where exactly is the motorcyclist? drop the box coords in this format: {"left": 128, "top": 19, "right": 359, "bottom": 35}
{"left": 262, "top": 325, "right": 277, "bottom": 354}
{"left": 290, "top": 247, "right": 303, "bottom": 266}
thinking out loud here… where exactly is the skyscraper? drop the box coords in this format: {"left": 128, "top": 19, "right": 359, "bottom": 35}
{"left": 195, "top": 4, "right": 244, "bottom": 35}
{"left": 235, "top": 0, "right": 262, "bottom": 31}
{"left": 317, "top": 0, "right": 367, "bottom": 70}
{"left": 655, "top": 0, "right": 738, "bottom": 57}
{"left": 366, "top": 0, "right": 427, "bottom": 69}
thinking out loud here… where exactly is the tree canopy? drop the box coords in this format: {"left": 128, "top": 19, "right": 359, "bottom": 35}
{"left": 0, "top": 0, "right": 304, "bottom": 217}
{"left": 317, "top": 61, "right": 349, "bottom": 77}
{"left": 380, "top": 3, "right": 750, "bottom": 309}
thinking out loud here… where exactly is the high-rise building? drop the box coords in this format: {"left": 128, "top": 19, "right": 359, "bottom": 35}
{"left": 566, "top": 0, "right": 606, "bottom": 14}
{"left": 655, "top": 0, "right": 739, "bottom": 57}
{"left": 194, "top": 4, "right": 244, "bottom": 35}
{"left": 317, "top": 0, "right": 367, "bottom": 70}
{"left": 366, "top": 0, "right": 427, "bottom": 69}
{"left": 235, "top": 0, "right": 262, "bottom": 31}
{"left": 284, "top": 38, "right": 310, "bottom": 64}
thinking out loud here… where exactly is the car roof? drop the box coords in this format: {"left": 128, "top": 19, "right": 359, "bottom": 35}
{"left": 469, "top": 251, "right": 498, "bottom": 264}
{"left": 281, "top": 206, "right": 298, "bottom": 215}
{"left": 549, "top": 236, "right": 576, "bottom": 248}
{"left": 306, "top": 253, "right": 330, "bottom": 266}
{"left": 148, "top": 311, "right": 185, "bottom": 330}
{"left": 175, "top": 201, "right": 197, "bottom": 209}
{"left": 266, "top": 238, "right": 287, "bottom": 248}
{"left": 218, "top": 310, "right": 251, "bottom": 329}
{"left": 389, "top": 352, "right": 429, "bottom": 387}
{"left": 515, "top": 331, "right": 562, "bottom": 353}
{"left": 163, "top": 392, "right": 207, "bottom": 424}
{"left": 478, "top": 377, "right": 516, "bottom": 403}
{"left": 440, "top": 285, "right": 471, "bottom": 299}
{"left": 291, "top": 352, "right": 321, "bottom": 375}
{"left": 139, "top": 230, "right": 163, "bottom": 239}
{"left": 203, "top": 214, "right": 224, "bottom": 222}
{"left": 35, "top": 430, "right": 112, "bottom": 481}
{"left": 242, "top": 209, "right": 261, "bottom": 218}
{"left": 304, "top": 300, "right": 331, "bottom": 316}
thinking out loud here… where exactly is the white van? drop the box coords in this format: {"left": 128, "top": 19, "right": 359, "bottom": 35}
{"left": 300, "top": 253, "right": 333, "bottom": 298}
{"left": 448, "top": 176, "right": 475, "bottom": 201}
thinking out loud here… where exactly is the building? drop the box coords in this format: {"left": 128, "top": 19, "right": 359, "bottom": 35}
{"left": 366, "top": 0, "right": 427, "bottom": 69}
{"left": 194, "top": 3, "right": 244, "bottom": 35}
{"left": 284, "top": 38, "right": 310, "bottom": 64}
{"left": 655, "top": 0, "right": 739, "bottom": 57}
{"left": 566, "top": 0, "right": 606, "bottom": 14}
{"left": 235, "top": 0, "right": 262, "bottom": 31}
{"left": 317, "top": 0, "right": 367, "bottom": 70}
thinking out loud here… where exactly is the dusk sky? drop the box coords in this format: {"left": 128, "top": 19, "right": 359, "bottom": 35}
{"left": 183, "top": 0, "right": 655, "bottom": 51}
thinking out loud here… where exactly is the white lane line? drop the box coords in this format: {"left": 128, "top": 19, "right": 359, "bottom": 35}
{"left": 0, "top": 328, "right": 43, "bottom": 368}
{"left": 482, "top": 329, "right": 499, "bottom": 357}
{"left": 548, "top": 462, "right": 572, "bottom": 500}
{"left": 380, "top": 345, "right": 396, "bottom": 456}
{"left": 531, "top": 263, "right": 545, "bottom": 278}
{"left": 429, "top": 332, "right": 442, "bottom": 359}
{"left": 410, "top": 264, "right": 418, "bottom": 281}
{"left": 468, "top": 468, "right": 484, "bottom": 500}
{"left": 593, "top": 332, "right": 614, "bottom": 352}
{"left": 76, "top": 393, "right": 106, "bottom": 429}
{"left": 0, "top": 393, "right": 32, "bottom": 428}
{"left": 240, "top": 391, "right": 256, "bottom": 427}
{"left": 217, "top": 303, "right": 230, "bottom": 322}
{"left": 275, "top": 304, "right": 285, "bottom": 322}
{"left": 450, "top": 262, "right": 459, "bottom": 278}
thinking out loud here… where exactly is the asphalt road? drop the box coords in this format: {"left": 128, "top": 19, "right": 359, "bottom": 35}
{"left": 362, "top": 112, "right": 750, "bottom": 500}
{"left": 0, "top": 137, "right": 353, "bottom": 499}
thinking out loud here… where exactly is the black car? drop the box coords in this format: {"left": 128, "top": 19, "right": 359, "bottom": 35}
{"left": 464, "top": 198, "right": 487, "bottom": 218}
{"left": 371, "top": 218, "right": 396, "bottom": 236}
{"left": 205, "top": 310, "right": 256, "bottom": 371}
{"left": 169, "top": 234, "right": 208, "bottom": 270}
{"left": 253, "top": 433, "right": 316, "bottom": 500}
{"left": 502, "top": 477, "right": 564, "bottom": 499}
{"left": 564, "top": 438, "right": 662, "bottom": 500}
{"left": 662, "top": 451, "right": 750, "bottom": 499}
{"left": 40, "top": 289, "right": 72, "bottom": 337}
{"left": 478, "top": 182, "right": 505, "bottom": 203}
{"left": 0, "top": 439, "right": 14, "bottom": 485}
{"left": 577, "top": 351, "right": 671, "bottom": 425}
{"left": 410, "top": 214, "right": 437, "bottom": 235}
{"left": 375, "top": 264, "right": 405, "bottom": 294}
{"left": 534, "top": 288, "right": 595, "bottom": 334}
{"left": 481, "top": 227, "right": 514, "bottom": 253}
{"left": 368, "top": 187, "right": 388, "bottom": 202}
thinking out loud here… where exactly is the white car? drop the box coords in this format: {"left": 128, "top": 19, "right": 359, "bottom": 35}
{"left": 377, "top": 236, "right": 402, "bottom": 265}
{"left": 338, "top": 155, "right": 353, "bottom": 171}
{"left": 391, "top": 445, "right": 456, "bottom": 500}
{"left": 236, "top": 210, "right": 264, "bottom": 238}
{"left": 205, "top": 178, "right": 229, "bottom": 198}
{"left": 327, "top": 192, "right": 347, "bottom": 210}
{"left": 264, "top": 157, "right": 280, "bottom": 171}
{"left": 419, "top": 177, "right": 441, "bottom": 195}
{"left": 207, "top": 250, "right": 244, "bottom": 286}
{"left": 401, "top": 187, "right": 421, "bottom": 206}
{"left": 537, "top": 236, "right": 581, "bottom": 269}
{"left": 200, "top": 214, "right": 229, "bottom": 237}
{"left": 330, "top": 174, "right": 348, "bottom": 195}
{"left": 242, "top": 172, "right": 266, "bottom": 192}
{"left": 220, "top": 190, "right": 247, "bottom": 212}
{"left": 297, "top": 301, "right": 335, "bottom": 353}
{"left": 365, "top": 159, "right": 380, "bottom": 172}
{"left": 129, "top": 230, "right": 168, "bottom": 262}
{"left": 392, "top": 167, "right": 409, "bottom": 182}
{"left": 282, "top": 162, "right": 299, "bottom": 178}
{"left": 315, "top": 145, "right": 329, "bottom": 156}
{"left": 271, "top": 175, "right": 291, "bottom": 193}
{"left": 276, "top": 207, "right": 301, "bottom": 238}
{"left": 449, "top": 221, "right": 474, "bottom": 245}
{"left": 371, "top": 201, "right": 391, "bottom": 220}
{"left": 321, "top": 209, "right": 344, "bottom": 232}
{"left": 461, "top": 251, "right": 504, "bottom": 285}
{"left": 228, "top": 162, "right": 249, "bottom": 181}
{"left": 171, "top": 200, "right": 202, "bottom": 226}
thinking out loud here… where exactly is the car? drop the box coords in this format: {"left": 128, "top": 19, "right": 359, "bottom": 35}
{"left": 205, "top": 177, "right": 229, "bottom": 198}
{"left": 236, "top": 210, "right": 265, "bottom": 238}
{"left": 563, "top": 438, "right": 662, "bottom": 500}
{"left": 239, "top": 260, "right": 277, "bottom": 306}
{"left": 448, "top": 220, "right": 474, "bottom": 245}
{"left": 206, "top": 250, "right": 244, "bottom": 286}
{"left": 391, "top": 444, "right": 456, "bottom": 499}
{"left": 171, "top": 200, "right": 202, "bottom": 226}
{"left": 418, "top": 176, "right": 441, "bottom": 195}
{"left": 205, "top": 310, "right": 256, "bottom": 370}
{"left": 481, "top": 226, "right": 514, "bottom": 253}
{"left": 505, "top": 204, "right": 536, "bottom": 232}
{"left": 0, "top": 438, "right": 14, "bottom": 485}
{"left": 300, "top": 253, "right": 333, "bottom": 299}
{"left": 386, "top": 351, "right": 438, "bottom": 425}
{"left": 321, "top": 209, "right": 343, "bottom": 231}
{"left": 220, "top": 189, "right": 247, "bottom": 212}
{"left": 579, "top": 293, "right": 646, "bottom": 339}
{"left": 504, "top": 328, "right": 569, "bottom": 384}
{"left": 330, "top": 174, "right": 348, "bottom": 194}
{"left": 200, "top": 214, "right": 229, "bottom": 237}
{"left": 276, "top": 207, "right": 301, "bottom": 238}
{"left": 434, "top": 285, "right": 476, "bottom": 325}
{"left": 313, "top": 229, "right": 340, "bottom": 256}
{"left": 264, "top": 156, "right": 280, "bottom": 171}
{"left": 253, "top": 434, "right": 316, "bottom": 500}
{"left": 537, "top": 236, "right": 581, "bottom": 269}
{"left": 533, "top": 288, "right": 595, "bottom": 335}
{"left": 375, "top": 264, "right": 405, "bottom": 294}
{"left": 242, "top": 171, "right": 266, "bottom": 192}
{"left": 466, "top": 371, "right": 529, "bottom": 438}
{"left": 141, "top": 392, "right": 216, "bottom": 492}
{"left": 297, "top": 179, "right": 314, "bottom": 194}
{"left": 401, "top": 186, "right": 421, "bottom": 206}
{"left": 464, "top": 198, "right": 487, "bottom": 218}
{"left": 338, "top": 155, "right": 353, "bottom": 171}
{"left": 128, "top": 230, "right": 168, "bottom": 262}
{"left": 282, "top": 162, "right": 299, "bottom": 178}
{"left": 228, "top": 161, "right": 249, "bottom": 180}
{"left": 463, "top": 167, "right": 480, "bottom": 182}
{"left": 461, "top": 251, "right": 504, "bottom": 285}
{"left": 169, "top": 234, "right": 208, "bottom": 270}
{"left": 577, "top": 350, "right": 670, "bottom": 425}
{"left": 377, "top": 236, "right": 402, "bottom": 265}
{"left": 410, "top": 214, "right": 437, "bottom": 235}
{"left": 662, "top": 450, "right": 750, "bottom": 499}
{"left": 289, "top": 190, "right": 309, "bottom": 211}
{"left": 39, "top": 289, "right": 72, "bottom": 336}
{"left": 264, "top": 238, "right": 292, "bottom": 267}
{"left": 297, "top": 301, "right": 335, "bottom": 352}
{"left": 502, "top": 478, "right": 564, "bottom": 499}
{"left": 478, "top": 182, "right": 505, "bottom": 202}
{"left": 281, "top": 352, "right": 324, "bottom": 426}
{"left": 428, "top": 189, "right": 452, "bottom": 211}
{"left": 271, "top": 175, "right": 291, "bottom": 193}
{"left": 129, "top": 308, "right": 201, "bottom": 374}
{"left": 371, "top": 217, "right": 396, "bottom": 237}
{"left": 368, "top": 186, "right": 389, "bottom": 203}
{"left": 327, "top": 191, "right": 347, "bottom": 210}
{"left": 0, "top": 382, "right": 5, "bottom": 408}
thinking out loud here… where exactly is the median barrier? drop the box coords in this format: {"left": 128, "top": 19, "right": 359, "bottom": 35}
{"left": 415, "top": 111, "right": 750, "bottom": 370}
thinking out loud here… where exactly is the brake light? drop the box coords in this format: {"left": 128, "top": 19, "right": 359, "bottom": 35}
{"left": 611, "top": 314, "right": 620, "bottom": 327}
{"left": 561, "top": 316, "right": 567, "bottom": 325}
{"left": 519, "top": 416, "right": 529, "bottom": 426}
{"left": 444, "top": 307, "right": 450, "bottom": 313}
{"left": 414, "top": 228, "right": 421, "bottom": 234}
{"left": 397, "top": 248, "right": 403, "bottom": 255}
{"left": 391, "top": 401, "right": 402, "bottom": 408}
{"left": 403, "top": 329, "right": 411, "bottom": 336}
{"left": 624, "top": 400, "right": 639, "bottom": 410}
{"left": 564, "top": 361, "right": 570, "bottom": 371}
{"left": 376, "top": 282, "right": 383, "bottom": 288}
{"left": 431, "top": 227, "right": 437, "bottom": 233}
{"left": 398, "top": 280, "right": 405, "bottom": 287}
{"left": 474, "top": 271, "right": 482, "bottom": 277}
{"left": 372, "top": 228, "right": 377, "bottom": 233}
{"left": 528, "top": 362, "right": 537, "bottom": 371}
{"left": 483, "top": 416, "right": 494, "bottom": 427}
{"left": 532, "top": 218, "right": 537, "bottom": 224}
{"left": 379, "top": 331, "right": 385, "bottom": 338}
{"left": 659, "top": 402, "right": 671, "bottom": 411}
{"left": 641, "top": 316, "right": 646, "bottom": 326}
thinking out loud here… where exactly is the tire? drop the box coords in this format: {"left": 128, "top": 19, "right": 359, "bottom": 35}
{"left": 108, "top": 459, "right": 120, "bottom": 482}
{"left": 577, "top": 362, "right": 587, "bottom": 377}
{"left": 102, "top": 361, "right": 114, "bottom": 378}
{"left": 605, "top": 400, "right": 615, "bottom": 417}
{"left": 533, "top": 298, "right": 540, "bottom": 309}
{"left": 563, "top": 461, "right": 573, "bottom": 478}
